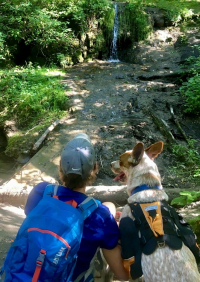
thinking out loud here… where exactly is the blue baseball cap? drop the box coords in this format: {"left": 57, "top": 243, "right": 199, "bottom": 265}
{"left": 61, "top": 133, "right": 95, "bottom": 179}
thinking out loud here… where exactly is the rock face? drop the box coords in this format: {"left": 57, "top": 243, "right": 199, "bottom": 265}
{"left": 145, "top": 7, "right": 168, "bottom": 28}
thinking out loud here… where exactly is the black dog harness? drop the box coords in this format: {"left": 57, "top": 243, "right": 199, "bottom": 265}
{"left": 119, "top": 186, "right": 200, "bottom": 280}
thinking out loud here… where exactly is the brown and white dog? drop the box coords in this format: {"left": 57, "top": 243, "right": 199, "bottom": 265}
{"left": 111, "top": 141, "right": 200, "bottom": 282}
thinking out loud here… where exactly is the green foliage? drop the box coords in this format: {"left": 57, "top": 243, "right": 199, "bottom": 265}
{"left": 94, "top": 4, "right": 114, "bottom": 56}
{"left": 179, "top": 47, "right": 200, "bottom": 114}
{"left": 81, "top": 0, "right": 114, "bottom": 25}
{"left": 172, "top": 140, "right": 200, "bottom": 167}
{"left": 4, "top": 120, "right": 53, "bottom": 157}
{"left": 170, "top": 140, "right": 200, "bottom": 181}
{"left": 171, "top": 191, "right": 200, "bottom": 245}
{"left": 119, "top": 0, "right": 152, "bottom": 43}
{"left": 0, "top": 32, "right": 11, "bottom": 63}
{"left": 181, "top": 75, "right": 200, "bottom": 114}
{"left": 100, "top": 4, "right": 115, "bottom": 44}
{"left": 0, "top": 1, "right": 74, "bottom": 64}
{"left": 171, "top": 190, "right": 200, "bottom": 206}
{"left": 144, "top": 0, "right": 197, "bottom": 25}
{"left": 189, "top": 215, "right": 200, "bottom": 244}
{"left": 0, "top": 64, "right": 68, "bottom": 128}
{"left": 5, "top": 133, "right": 27, "bottom": 157}
{"left": 171, "top": 190, "right": 200, "bottom": 244}
{"left": 0, "top": 0, "right": 114, "bottom": 65}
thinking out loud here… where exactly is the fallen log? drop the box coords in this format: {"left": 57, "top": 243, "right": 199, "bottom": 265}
{"left": 0, "top": 183, "right": 188, "bottom": 209}
{"left": 0, "top": 182, "right": 128, "bottom": 208}
{"left": 33, "top": 119, "right": 60, "bottom": 151}
{"left": 86, "top": 185, "right": 128, "bottom": 206}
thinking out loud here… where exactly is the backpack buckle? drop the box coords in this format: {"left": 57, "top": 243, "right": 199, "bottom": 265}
{"left": 36, "top": 250, "right": 46, "bottom": 266}
{"left": 157, "top": 241, "right": 165, "bottom": 248}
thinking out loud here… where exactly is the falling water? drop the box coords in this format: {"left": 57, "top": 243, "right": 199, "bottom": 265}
{"left": 108, "top": 3, "right": 120, "bottom": 62}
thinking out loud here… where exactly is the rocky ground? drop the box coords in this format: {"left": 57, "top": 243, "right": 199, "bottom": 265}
{"left": 0, "top": 21, "right": 200, "bottom": 279}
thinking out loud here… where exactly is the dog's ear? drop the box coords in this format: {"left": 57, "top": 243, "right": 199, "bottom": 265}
{"left": 145, "top": 141, "right": 163, "bottom": 160}
{"left": 129, "top": 142, "right": 144, "bottom": 164}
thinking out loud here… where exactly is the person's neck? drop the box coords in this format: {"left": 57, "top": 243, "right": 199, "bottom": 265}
{"left": 74, "top": 187, "right": 86, "bottom": 194}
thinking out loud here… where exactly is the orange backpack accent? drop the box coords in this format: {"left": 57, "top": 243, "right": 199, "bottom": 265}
{"left": 140, "top": 202, "right": 164, "bottom": 237}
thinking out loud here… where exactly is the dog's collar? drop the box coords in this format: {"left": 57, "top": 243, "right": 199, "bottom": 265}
{"left": 131, "top": 184, "right": 162, "bottom": 195}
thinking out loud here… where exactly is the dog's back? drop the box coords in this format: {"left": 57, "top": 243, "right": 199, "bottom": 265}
{"left": 125, "top": 193, "right": 200, "bottom": 282}
{"left": 112, "top": 141, "right": 200, "bottom": 282}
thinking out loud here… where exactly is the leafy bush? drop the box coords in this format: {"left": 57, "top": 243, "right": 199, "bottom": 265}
{"left": 0, "top": 64, "right": 68, "bottom": 128}
{"left": 170, "top": 140, "right": 200, "bottom": 181}
{"left": 171, "top": 191, "right": 200, "bottom": 245}
{"left": 0, "top": 0, "right": 114, "bottom": 65}
{"left": 181, "top": 75, "right": 200, "bottom": 114}
{"left": 0, "top": 32, "right": 11, "bottom": 63}
{"left": 171, "top": 190, "right": 200, "bottom": 206}
{"left": 172, "top": 140, "right": 200, "bottom": 166}
{"left": 0, "top": 1, "right": 74, "bottom": 65}
{"left": 144, "top": 0, "right": 196, "bottom": 25}
{"left": 179, "top": 48, "right": 200, "bottom": 114}
{"left": 4, "top": 120, "right": 55, "bottom": 158}
{"left": 119, "top": 0, "right": 152, "bottom": 43}
{"left": 189, "top": 215, "right": 200, "bottom": 245}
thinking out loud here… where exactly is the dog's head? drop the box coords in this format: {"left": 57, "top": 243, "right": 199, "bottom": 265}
{"left": 111, "top": 141, "right": 163, "bottom": 195}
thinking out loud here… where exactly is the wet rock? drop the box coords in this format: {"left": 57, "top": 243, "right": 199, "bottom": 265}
{"left": 129, "top": 97, "right": 141, "bottom": 112}
{"left": 4, "top": 120, "right": 19, "bottom": 138}
{"left": 126, "top": 102, "right": 133, "bottom": 114}
{"left": 108, "top": 125, "right": 115, "bottom": 130}
{"left": 180, "top": 46, "right": 200, "bottom": 62}
{"left": 166, "top": 37, "right": 173, "bottom": 43}
{"left": 115, "top": 74, "right": 125, "bottom": 79}
{"left": 0, "top": 129, "right": 7, "bottom": 152}
{"left": 127, "top": 73, "right": 135, "bottom": 78}
{"left": 145, "top": 7, "right": 173, "bottom": 28}
{"left": 15, "top": 156, "right": 30, "bottom": 165}
{"left": 153, "top": 98, "right": 163, "bottom": 103}
{"left": 154, "top": 14, "right": 165, "bottom": 28}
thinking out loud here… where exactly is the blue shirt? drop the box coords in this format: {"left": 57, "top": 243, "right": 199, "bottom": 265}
{"left": 25, "top": 182, "right": 119, "bottom": 282}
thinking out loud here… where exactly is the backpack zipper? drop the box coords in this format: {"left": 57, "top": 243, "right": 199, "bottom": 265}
{"left": 27, "top": 228, "right": 70, "bottom": 250}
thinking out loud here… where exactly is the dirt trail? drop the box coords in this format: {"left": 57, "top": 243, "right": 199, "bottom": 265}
{"left": 0, "top": 60, "right": 187, "bottom": 202}
{"left": 1, "top": 57, "right": 200, "bottom": 209}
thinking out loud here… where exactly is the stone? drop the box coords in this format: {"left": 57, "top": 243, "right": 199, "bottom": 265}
{"left": 115, "top": 74, "right": 125, "bottom": 79}
{"left": 154, "top": 14, "right": 165, "bottom": 28}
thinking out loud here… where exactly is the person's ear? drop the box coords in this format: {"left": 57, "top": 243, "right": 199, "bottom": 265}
{"left": 94, "top": 162, "right": 98, "bottom": 173}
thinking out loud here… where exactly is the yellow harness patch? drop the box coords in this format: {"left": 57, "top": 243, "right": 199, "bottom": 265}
{"left": 140, "top": 202, "right": 164, "bottom": 237}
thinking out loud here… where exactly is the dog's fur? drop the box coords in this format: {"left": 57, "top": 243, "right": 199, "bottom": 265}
{"left": 111, "top": 141, "right": 200, "bottom": 282}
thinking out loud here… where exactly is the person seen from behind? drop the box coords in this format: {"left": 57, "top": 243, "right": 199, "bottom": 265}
{"left": 25, "top": 133, "right": 129, "bottom": 282}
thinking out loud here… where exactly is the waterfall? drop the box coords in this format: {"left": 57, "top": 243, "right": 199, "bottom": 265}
{"left": 108, "top": 3, "right": 120, "bottom": 62}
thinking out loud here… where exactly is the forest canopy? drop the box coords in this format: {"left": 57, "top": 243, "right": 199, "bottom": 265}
{"left": 0, "top": 0, "right": 114, "bottom": 66}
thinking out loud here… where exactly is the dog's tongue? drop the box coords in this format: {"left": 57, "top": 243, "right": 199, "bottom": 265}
{"left": 113, "top": 172, "right": 125, "bottom": 181}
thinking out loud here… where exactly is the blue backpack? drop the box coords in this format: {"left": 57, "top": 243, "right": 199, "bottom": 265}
{"left": 0, "top": 184, "right": 100, "bottom": 282}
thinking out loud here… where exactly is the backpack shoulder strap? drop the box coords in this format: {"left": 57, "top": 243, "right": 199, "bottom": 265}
{"left": 129, "top": 202, "right": 155, "bottom": 246}
{"left": 43, "top": 185, "right": 99, "bottom": 220}
{"left": 165, "top": 203, "right": 200, "bottom": 263}
{"left": 43, "top": 184, "right": 59, "bottom": 198}
{"left": 77, "top": 197, "right": 100, "bottom": 220}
